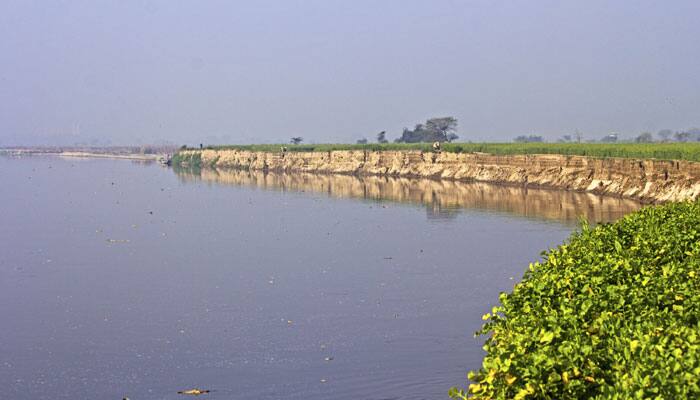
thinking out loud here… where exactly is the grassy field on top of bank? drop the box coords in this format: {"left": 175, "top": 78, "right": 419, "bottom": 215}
{"left": 187, "top": 143, "right": 700, "bottom": 162}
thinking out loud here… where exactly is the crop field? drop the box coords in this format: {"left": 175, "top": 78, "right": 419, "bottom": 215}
{"left": 185, "top": 143, "right": 700, "bottom": 162}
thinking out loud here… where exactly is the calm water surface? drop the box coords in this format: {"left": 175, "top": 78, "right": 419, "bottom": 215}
{"left": 0, "top": 156, "right": 641, "bottom": 400}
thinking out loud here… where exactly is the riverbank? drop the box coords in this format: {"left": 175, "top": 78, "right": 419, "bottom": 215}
{"left": 173, "top": 149, "right": 700, "bottom": 203}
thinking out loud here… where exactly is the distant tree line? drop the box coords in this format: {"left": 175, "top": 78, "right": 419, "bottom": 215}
{"left": 630, "top": 129, "right": 700, "bottom": 143}
{"left": 514, "top": 135, "right": 544, "bottom": 143}
{"left": 516, "top": 127, "right": 700, "bottom": 144}
{"left": 288, "top": 122, "right": 700, "bottom": 147}
{"left": 632, "top": 128, "right": 700, "bottom": 143}
{"left": 659, "top": 128, "right": 700, "bottom": 142}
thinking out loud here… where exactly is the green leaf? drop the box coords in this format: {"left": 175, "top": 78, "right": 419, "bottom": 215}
{"left": 540, "top": 331, "right": 555, "bottom": 344}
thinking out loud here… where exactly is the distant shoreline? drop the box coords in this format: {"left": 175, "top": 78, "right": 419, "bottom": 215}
{"left": 57, "top": 151, "right": 161, "bottom": 161}
{"left": 0, "top": 147, "right": 173, "bottom": 162}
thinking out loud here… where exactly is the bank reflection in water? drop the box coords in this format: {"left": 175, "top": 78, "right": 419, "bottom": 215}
{"left": 174, "top": 167, "right": 642, "bottom": 223}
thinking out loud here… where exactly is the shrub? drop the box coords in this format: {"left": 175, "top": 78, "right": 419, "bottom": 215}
{"left": 170, "top": 152, "right": 202, "bottom": 168}
{"left": 451, "top": 201, "right": 700, "bottom": 399}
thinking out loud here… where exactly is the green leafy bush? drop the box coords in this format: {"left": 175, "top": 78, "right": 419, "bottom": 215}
{"left": 170, "top": 152, "right": 202, "bottom": 168}
{"left": 451, "top": 201, "right": 700, "bottom": 399}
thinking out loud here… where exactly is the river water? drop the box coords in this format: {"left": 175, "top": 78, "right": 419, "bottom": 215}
{"left": 0, "top": 156, "right": 641, "bottom": 400}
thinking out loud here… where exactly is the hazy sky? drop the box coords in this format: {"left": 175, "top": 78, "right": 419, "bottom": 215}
{"left": 1, "top": 0, "right": 699, "bottom": 146}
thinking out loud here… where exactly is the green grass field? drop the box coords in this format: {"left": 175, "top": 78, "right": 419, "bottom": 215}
{"left": 187, "top": 142, "right": 700, "bottom": 162}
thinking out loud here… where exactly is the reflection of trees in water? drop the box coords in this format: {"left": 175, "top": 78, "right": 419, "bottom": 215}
{"left": 173, "top": 164, "right": 201, "bottom": 177}
{"left": 426, "top": 195, "right": 460, "bottom": 220}
{"left": 173, "top": 167, "right": 642, "bottom": 224}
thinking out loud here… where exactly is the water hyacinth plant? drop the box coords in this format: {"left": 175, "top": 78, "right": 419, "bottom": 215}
{"left": 451, "top": 201, "right": 700, "bottom": 399}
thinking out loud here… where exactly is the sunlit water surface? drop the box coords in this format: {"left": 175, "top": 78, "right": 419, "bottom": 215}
{"left": 0, "top": 156, "right": 641, "bottom": 400}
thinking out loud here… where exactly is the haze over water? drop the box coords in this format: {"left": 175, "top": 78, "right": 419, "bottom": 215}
{"left": 0, "top": 156, "right": 640, "bottom": 400}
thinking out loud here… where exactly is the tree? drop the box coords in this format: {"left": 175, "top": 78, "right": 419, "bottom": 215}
{"left": 425, "top": 117, "right": 458, "bottom": 142}
{"left": 140, "top": 145, "right": 156, "bottom": 154}
{"left": 574, "top": 130, "right": 583, "bottom": 143}
{"left": 687, "top": 127, "right": 700, "bottom": 141}
{"left": 635, "top": 132, "right": 654, "bottom": 143}
{"left": 514, "top": 135, "right": 544, "bottom": 143}
{"left": 395, "top": 117, "right": 459, "bottom": 143}
{"left": 674, "top": 131, "right": 691, "bottom": 142}
{"left": 657, "top": 129, "right": 673, "bottom": 142}
{"left": 376, "top": 131, "right": 388, "bottom": 143}
{"left": 356, "top": 138, "right": 368, "bottom": 144}
{"left": 290, "top": 137, "right": 303, "bottom": 145}
{"left": 559, "top": 135, "right": 573, "bottom": 143}
{"left": 600, "top": 133, "right": 618, "bottom": 143}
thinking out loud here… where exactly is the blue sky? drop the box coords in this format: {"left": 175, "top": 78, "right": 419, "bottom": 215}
{"left": 1, "top": 0, "right": 699, "bottom": 145}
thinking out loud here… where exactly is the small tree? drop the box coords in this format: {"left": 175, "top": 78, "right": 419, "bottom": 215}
{"left": 688, "top": 127, "right": 700, "bottom": 141}
{"left": 600, "top": 133, "right": 618, "bottom": 143}
{"left": 140, "top": 145, "right": 156, "bottom": 154}
{"left": 290, "top": 137, "right": 303, "bottom": 145}
{"left": 635, "top": 132, "right": 654, "bottom": 143}
{"left": 376, "top": 131, "right": 388, "bottom": 143}
{"left": 674, "top": 131, "right": 691, "bottom": 142}
{"left": 356, "top": 138, "right": 368, "bottom": 144}
{"left": 514, "top": 135, "right": 544, "bottom": 143}
{"left": 657, "top": 129, "right": 673, "bottom": 142}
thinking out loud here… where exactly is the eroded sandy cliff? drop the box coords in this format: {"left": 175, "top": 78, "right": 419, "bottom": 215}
{"left": 177, "top": 149, "right": 700, "bottom": 203}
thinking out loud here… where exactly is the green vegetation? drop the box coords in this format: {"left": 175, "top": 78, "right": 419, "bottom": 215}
{"left": 170, "top": 151, "right": 202, "bottom": 168}
{"left": 450, "top": 201, "right": 700, "bottom": 399}
{"left": 182, "top": 142, "right": 700, "bottom": 162}
{"left": 395, "top": 116, "right": 459, "bottom": 143}
{"left": 171, "top": 151, "right": 222, "bottom": 168}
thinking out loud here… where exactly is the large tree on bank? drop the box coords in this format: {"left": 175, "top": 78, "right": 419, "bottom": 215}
{"left": 395, "top": 117, "right": 459, "bottom": 143}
